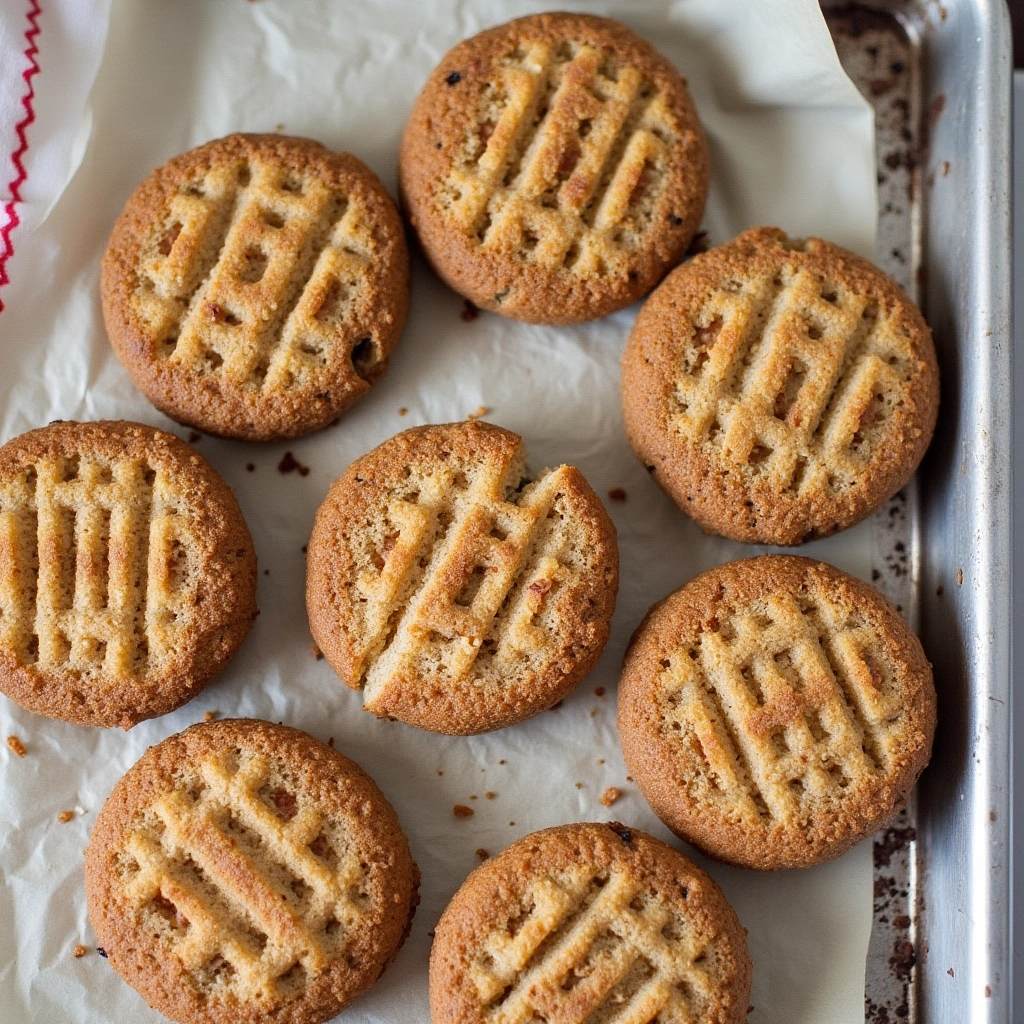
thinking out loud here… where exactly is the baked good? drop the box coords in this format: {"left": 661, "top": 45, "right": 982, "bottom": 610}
{"left": 429, "top": 821, "right": 751, "bottom": 1024}
{"left": 306, "top": 420, "right": 618, "bottom": 734}
{"left": 85, "top": 718, "right": 419, "bottom": 1024}
{"left": 621, "top": 227, "right": 940, "bottom": 544}
{"left": 618, "top": 555, "right": 936, "bottom": 870}
{"left": 102, "top": 133, "right": 409, "bottom": 441}
{"left": 399, "top": 12, "right": 709, "bottom": 324}
{"left": 0, "top": 420, "right": 257, "bottom": 728}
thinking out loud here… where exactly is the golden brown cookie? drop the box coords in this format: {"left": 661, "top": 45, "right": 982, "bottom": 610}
{"left": 0, "top": 421, "right": 257, "bottom": 729}
{"left": 621, "top": 227, "right": 940, "bottom": 544}
{"left": 619, "top": 555, "right": 936, "bottom": 870}
{"left": 430, "top": 821, "right": 751, "bottom": 1024}
{"left": 85, "top": 718, "right": 419, "bottom": 1024}
{"left": 399, "top": 13, "right": 709, "bottom": 324}
{"left": 306, "top": 420, "right": 618, "bottom": 734}
{"left": 102, "top": 133, "right": 409, "bottom": 441}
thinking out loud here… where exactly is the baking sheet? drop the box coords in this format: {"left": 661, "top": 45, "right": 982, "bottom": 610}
{"left": 0, "top": 1, "right": 881, "bottom": 1021}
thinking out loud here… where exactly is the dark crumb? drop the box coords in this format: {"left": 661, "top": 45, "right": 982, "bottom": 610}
{"left": 990, "top": 810, "right": 997, "bottom": 822}
{"left": 469, "top": 794, "right": 478, "bottom": 801}
{"left": 58, "top": 810, "right": 75, "bottom": 824}
{"left": 6, "top": 735, "right": 26, "bottom": 758}
{"left": 893, "top": 914, "right": 911, "bottom": 929}
{"left": 548, "top": 701, "right": 563, "bottom": 711}
{"left": 485, "top": 791, "right": 496, "bottom": 800}
{"left": 683, "top": 230, "right": 709, "bottom": 258}
{"left": 874, "top": 826, "right": 917, "bottom": 868}
{"left": 278, "top": 451, "right": 310, "bottom": 476}
{"left": 509, "top": 820, "right": 516, "bottom": 826}
{"left": 607, "top": 822, "right": 632, "bottom": 844}
{"left": 437, "top": 769, "right": 444, "bottom": 776}
{"left": 453, "top": 804, "right": 474, "bottom": 818}
{"left": 327, "top": 737, "right": 334, "bottom": 747}
{"left": 398, "top": 407, "right": 408, "bottom": 417}
{"left": 594, "top": 686, "right": 606, "bottom": 697}
{"left": 625, "top": 775, "right": 633, "bottom": 782}
{"left": 607, "top": 487, "right": 627, "bottom": 502}
{"left": 187, "top": 431, "right": 201, "bottom": 443}
{"left": 575, "top": 782, "right": 584, "bottom": 789}
{"left": 645, "top": 464, "right": 656, "bottom": 474}
{"left": 872, "top": 569, "right": 882, "bottom": 581}
{"left": 203, "top": 710, "right": 219, "bottom": 722}
{"left": 956, "top": 568, "right": 963, "bottom": 586}
{"left": 890, "top": 938, "right": 916, "bottom": 981}
{"left": 460, "top": 299, "right": 480, "bottom": 322}
{"left": 596, "top": 758, "right": 604, "bottom": 765}
{"left": 936, "top": 584, "right": 944, "bottom": 596}
{"left": 475, "top": 848, "right": 489, "bottom": 860}
{"left": 96, "top": 947, "right": 107, "bottom": 958}
{"left": 445, "top": 70, "right": 461, "bottom": 85}
{"left": 264, "top": 569, "right": 270, "bottom": 576}
{"left": 589, "top": 709, "right": 597, "bottom": 718}
{"left": 246, "top": 463, "right": 255, "bottom": 472}
{"left": 301, "top": 544, "right": 307, "bottom": 554}
{"left": 73, "top": 945, "right": 88, "bottom": 958}
{"left": 947, "top": 967, "right": 954, "bottom": 977}
{"left": 498, "top": 759, "right": 506, "bottom": 765}
{"left": 599, "top": 787, "right": 621, "bottom": 807}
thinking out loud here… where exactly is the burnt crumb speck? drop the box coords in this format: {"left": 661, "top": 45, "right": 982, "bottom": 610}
{"left": 608, "top": 487, "right": 627, "bottom": 502}
{"left": 278, "top": 452, "right": 310, "bottom": 476}
{"left": 445, "top": 70, "right": 462, "bottom": 85}
{"left": 607, "top": 822, "right": 632, "bottom": 844}
{"left": 460, "top": 299, "right": 479, "bottom": 322}
{"left": 874, "top": 826, "right": 916, "bottom": 868}
{"left": 96, "top": 947, "right": 108, "bottom": 958}
{"left": 890, "top": 938, "right": 916, "bottom": 981}
{"left": 246, "top": 463, "right": 255, "bottom": 472}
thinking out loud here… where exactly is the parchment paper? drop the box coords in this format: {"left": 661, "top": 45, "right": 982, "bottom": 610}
{"left": 0, "top": 1, "right": 878, "bottom": 1021}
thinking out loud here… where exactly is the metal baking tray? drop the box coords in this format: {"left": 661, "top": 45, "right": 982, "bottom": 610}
{"left": 822, "top": 2, "right": 1013, "bottom": 1021}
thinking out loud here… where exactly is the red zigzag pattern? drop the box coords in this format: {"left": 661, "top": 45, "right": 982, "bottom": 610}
{"left": 0, "top": 0, "right": 43, "bottom": 314}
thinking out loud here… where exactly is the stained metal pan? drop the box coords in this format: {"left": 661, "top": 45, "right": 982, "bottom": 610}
{"left": 822, "top": 2, "right": 1013, "bottom": 1021}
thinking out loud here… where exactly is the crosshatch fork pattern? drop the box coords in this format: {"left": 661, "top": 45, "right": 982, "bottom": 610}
{"left": 670, "top": 263, "right": 914, "bottom": 494}
{"left": 446, "top": 39, "right": 680, "bottom": 274}
{"left": 657, "top": 590, "right": 903, "bottom": 824}
{"left": 135, "top": 157, "right": 378, "bottom": 391}
{"left": 355, "top": 458, "right": 579, "bottom": 692}
{"left": 0, "top": 454, "right": 200, "bottom": 677}
{"left": 467, "top": 867, "right": 712, "bottom": 1024}
{"left": 123, "top": 749, "right": 365, "bottom": 1002}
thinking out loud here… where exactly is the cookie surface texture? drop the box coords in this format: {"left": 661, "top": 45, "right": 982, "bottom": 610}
{"left": 621, "top": 227, "right": 940, "bottom": 544}
{"left": 306, "top": 420, "right": 619, "bottom": 734}
{"left": 102, "top": 133, "right": 409, "bottom": 441}
{"left": 429, "top": 821, "right": 751, "bottom": 1024}
{"left": 619, "top": 555, "right": 936, "bottom": 870}
{"left": 399, "top": 12, "right": 709, "bottom": 324}
{"left": 0, "top": 421, "right": 257, "bottom": 728}
{"left": 85, "top": 718, "right": 420, "bottom": 1024}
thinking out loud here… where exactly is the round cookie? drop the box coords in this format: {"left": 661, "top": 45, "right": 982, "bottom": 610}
{"left": 0, "top": 420, "right": 257, "bottom": 729}
{"left": 621, "top": 226, "right": 940, "bottom": 544}
{"left": 306, "top": 420, "right": 618, "bottom": 734}
{"left": 102, "top": 133, "right": 409, "bottom": 441}
{"left": 619, "top": 555, "right": 936, "bottom": 870}
{"left": 399, "top": 12, "right": 709, "bottom": 324}
{"left": 430, "top": 821, "right": 751, "bottom": 1024}
{"left": 85, "top": 718, "right": 420, "bottom": 1024}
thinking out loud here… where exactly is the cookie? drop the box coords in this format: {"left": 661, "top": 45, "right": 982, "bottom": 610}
{"left": 619, "top": 555, "right": 936, "bottom": 870}
{"left": 0, "top": 420, "right": 257, "bottom": 728}
{"left": 621, "top": 227, "right": 940, "bottom": 544}
{"left": 399, "top": 12, "right": 709, "bottom": 324}
{"left": 85, "top": 718, "right": 419, "bottom": 1024}
{"left": 306, "top": 420, "right": 618, "bottom": 734}
{"left": 430, "top": 821, "right": 751, "bottom": 1024}
{"left": 102, "top": 133, "right": 409, "bottom": 441}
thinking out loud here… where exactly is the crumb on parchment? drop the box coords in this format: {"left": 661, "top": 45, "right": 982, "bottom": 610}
{"left": 600, "top": 787, "right": 621, "bottom": 807}
{"left": 467, "top": 406, "right": 489, "bottom": 420}
{"left": 475, "top": 848, "right": 489, "bottom": 860}
{"left": 58, "top": 810, "right": 75, "bottom": 823}
{"left": 73, "top": 945, "right": 88, "bottom": 958}
{"left": 203, "top": 710, "right": 219, "bottom": 722}
{"left": 7, "top": 735, "right": 26, "bottom": 758}
{"left": 453, "top": 804, "right": 474, "bottom": 818}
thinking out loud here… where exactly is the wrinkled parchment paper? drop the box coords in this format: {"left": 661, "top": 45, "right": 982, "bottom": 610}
{"left": 0, "top": 1, "right": 878, "bottom": 1021}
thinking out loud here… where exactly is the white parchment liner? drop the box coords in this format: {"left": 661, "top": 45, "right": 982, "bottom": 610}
{"left": 0, "top": 1, "right": 878, "bottom": 1021}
